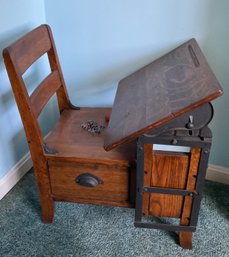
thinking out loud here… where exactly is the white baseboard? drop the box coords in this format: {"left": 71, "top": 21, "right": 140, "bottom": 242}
{"left": 0, "top": 152, "right": 32, "bottom": 200}
{"left": 206, "top": 164, "right": 229, "bottom": 185}
{"left": 0, "top": 133, "right": 51, "bottom": 200}
{"left": 0, "top": 154, "right": 228, "bottom": 200}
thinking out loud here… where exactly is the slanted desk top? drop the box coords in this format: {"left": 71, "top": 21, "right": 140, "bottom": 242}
{"left": 104, "top": 39, "right": 223, "bottom": 151}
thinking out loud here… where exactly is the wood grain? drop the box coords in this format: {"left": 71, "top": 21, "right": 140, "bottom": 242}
{"left": 49, "top": 161, "right": 130, "bottom": 204}
{"left": 46, "top": 25, "right": 72, "bottom": 112}
{"left": 179, "top": 148, "right": 201, "bottom": 249}
{"left": 149, "top": 151, "right": 189, "bottom": 218}
{"left": 6, "top": 25, "right": 51, "bottom": 75}
{"left": 30, "top": 70, "right": 61, "bottom": 117}
{"left": 45, "top": 108, "right": 136, "bottom": 166}
{"left": 104, "top": 39, "right": 223, "bottom": 151}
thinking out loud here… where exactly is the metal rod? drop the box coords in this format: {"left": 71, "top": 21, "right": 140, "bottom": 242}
{"left": 143, "top": 186, "right": 196, "bottom": 196}
{"left": 134, "top": 137, "right": 145, "bottom": 223}
{"left": 141, "top": 135, "right": 211, "bottom": 148}
{"left": 134, "top": 130, "right": 212, "bottom": 234}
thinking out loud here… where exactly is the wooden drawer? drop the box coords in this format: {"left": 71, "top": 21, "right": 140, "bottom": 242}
{"left": 49, "top": 161, "right": 132, "bottom": 206}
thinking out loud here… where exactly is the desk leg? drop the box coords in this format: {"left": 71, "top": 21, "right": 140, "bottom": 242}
{"left": 179, "top": 148, "right": 201, "bottom": 249}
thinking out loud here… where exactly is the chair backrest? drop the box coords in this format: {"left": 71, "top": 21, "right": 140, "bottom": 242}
{"left": 3, "top": 24, "right": 71, "bottom": 156}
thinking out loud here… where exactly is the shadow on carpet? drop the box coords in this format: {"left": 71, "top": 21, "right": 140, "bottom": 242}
{"left": 0, "top": 170, "right": 228, "bottom": 257}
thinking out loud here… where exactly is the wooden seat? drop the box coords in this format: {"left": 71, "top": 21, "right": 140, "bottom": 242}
{"left": 3, "top": 25, "right": 136, "bottom": 223}
{"left": 46, "top": 108, "right": 136, "bottom": 164}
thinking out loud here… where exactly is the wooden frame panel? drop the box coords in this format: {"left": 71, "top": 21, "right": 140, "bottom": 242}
{"left": 30, "top": 70, "right": 62, "bottom": 117}
{"left": 6, "top": 25, "right": 51, "bottom": 75}
{"left": 148, "top": 151, "right": 190, "bottom": 218}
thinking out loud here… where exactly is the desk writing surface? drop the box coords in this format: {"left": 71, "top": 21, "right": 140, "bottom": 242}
{"left": 104, "top": 39, "right": 223, "bottom": 151}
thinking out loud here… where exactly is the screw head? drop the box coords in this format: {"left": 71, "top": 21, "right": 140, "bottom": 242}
{"left": 171, "top": 139, "right": 178, "bottom": 145}
{"left": 138, "top": 146, "right": 143, "bottom": 151}
{"left": 186, "top": 123, "right": 194, "bottom": 129}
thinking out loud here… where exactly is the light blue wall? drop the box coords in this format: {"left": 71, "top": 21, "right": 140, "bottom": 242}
{"left": 0, "top": 0, "right": 58, "bottom": 178}
{"left": 201, "top": 1, "right": 229, "bottom": 167}
{"left": 0, "top": 0, "right": 228, "bottom": 180}
{"left": 45, "top": 0, "right": 211, "bottom": 107}
{"left": 45, "top": 0, "right": 229, "bottom": 167}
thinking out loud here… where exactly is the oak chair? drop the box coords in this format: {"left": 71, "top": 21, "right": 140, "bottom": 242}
{"left": 3, "top": 24, "right": 136, "bottom": 223}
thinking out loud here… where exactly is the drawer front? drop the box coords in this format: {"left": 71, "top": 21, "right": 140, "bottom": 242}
{"left": 49, "top": 161, "right": 130, "bottom": 203}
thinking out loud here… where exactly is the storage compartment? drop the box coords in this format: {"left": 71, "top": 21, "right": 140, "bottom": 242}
{"left": 49, "top": 161, "right": 132, "bottom": 207}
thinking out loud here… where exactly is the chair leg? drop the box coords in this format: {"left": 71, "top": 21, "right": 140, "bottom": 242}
{"left": 40, "top": 196, "right": 55, "bottom": 223}
{"left": 179, "top": 232, "right": 193, "bottom": 249}
{"left": 33, "top": 165, "right": 55, "bottom": 223}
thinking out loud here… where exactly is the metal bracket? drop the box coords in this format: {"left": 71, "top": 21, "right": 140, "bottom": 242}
{"left": 69, "top": 101, "right": 80, "bottom": 110}
{"left": 135, "top": 129, "right": 211, "bottom": 232}
{"left": 43, "top": 143, "right": 58, "bottom": 154}
{"left": 142, "top": 186, "right": 198, "bottom": 197}
{"left": 148, "top": 103, "right": 214, "bottom": 138}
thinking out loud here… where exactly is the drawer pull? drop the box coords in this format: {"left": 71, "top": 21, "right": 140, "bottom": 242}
{"left": 75, "top": 173, "right": 103, "bottom": 187}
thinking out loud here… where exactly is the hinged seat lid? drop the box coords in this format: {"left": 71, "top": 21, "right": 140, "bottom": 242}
{"left": 104, "top": 39, "right": 223, "bottom": 151}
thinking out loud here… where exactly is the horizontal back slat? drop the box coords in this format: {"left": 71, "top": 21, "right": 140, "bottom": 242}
{"left": 30, "top": 70, "right": 62, "bottom": 117}
{"left": 8, "top": 25, "right": 51, "bottom": 74}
